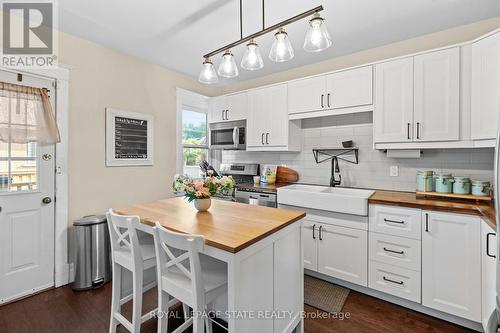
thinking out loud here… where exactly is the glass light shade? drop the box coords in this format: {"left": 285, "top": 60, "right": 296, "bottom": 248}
{"left": 303, "top": 13, "right": 332, "bottom": 52}
{"left": 241, "top": 40, "right": 264, "bottom": 70}
{"left": 217, "top": 50, "right": 239, "bottom": 78}
{"left": 198, "top": 58, "right": 218, "bottom": 84}
{"left": 269, "top": 28, "right": 294, "bottom": 62}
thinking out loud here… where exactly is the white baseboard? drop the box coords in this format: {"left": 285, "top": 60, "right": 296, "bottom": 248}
{"left": 54, "top": 262, "right": 73, "bottom": 287}
{"left": 305, "top": 270, "right": 483, "bottom": 332}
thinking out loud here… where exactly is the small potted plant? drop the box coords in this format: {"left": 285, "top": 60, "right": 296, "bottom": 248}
{"left": 172, "top": 174, "right": 235, "bottom": 211}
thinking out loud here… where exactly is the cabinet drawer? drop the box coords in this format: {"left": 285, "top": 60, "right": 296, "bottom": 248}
{"left": 369, "top": 233, "right": 421, "bottom": 271}
{"left": 369, "top": 261, "right": 421, "bottom": 303}
{"left": 369, "top": 205, "right": 422, "bottom": 239}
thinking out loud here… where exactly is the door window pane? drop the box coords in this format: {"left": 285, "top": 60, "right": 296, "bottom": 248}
{"left": 10, "top": 160, "right": 37, "bottom": 191}
{"left": 182, "top": 110, "right": 207, "bottom": 145}
{"left": 0, "top": 160, "right": 8, "bottom": 191}
{"left": 0, "top": 142, "right": 38, "bottom": 192}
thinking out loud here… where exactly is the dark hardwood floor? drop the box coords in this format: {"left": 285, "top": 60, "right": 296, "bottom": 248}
{"left": 0, "top": 283, "right": 473, "bottom": 333}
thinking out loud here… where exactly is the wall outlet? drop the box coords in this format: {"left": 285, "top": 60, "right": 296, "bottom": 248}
{"left": 390, "top": 165, "right": 399, "bottom": 177}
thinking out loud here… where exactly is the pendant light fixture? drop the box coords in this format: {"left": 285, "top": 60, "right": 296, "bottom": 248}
{"left": 218, "top": 50, "right": 239, "bottom": 78}
{"left": 198, "top": 57, "right": 218, "bottom": 84}
{"left": 198, "top": 1, "right": 332, "bottom": 84}
{"left": 303, "top": 12, "right": 332, "bottom": 52}
{"left": 241, "top": 39, "right": 264, "bottom": 70}
{"left": 269, "top": 27, "right": 294, "bottom": 62}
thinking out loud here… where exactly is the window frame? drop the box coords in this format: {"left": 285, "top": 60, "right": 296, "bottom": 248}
{"left": 176, "top": 88, "right": 210, "bottom": 176}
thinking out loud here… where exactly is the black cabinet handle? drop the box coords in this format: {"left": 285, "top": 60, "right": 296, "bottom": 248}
{"left": 383, "top": 247, "right": 404, "bottom": 255}
{"left": 416, "top": 122, "right": 421, "bottom": 139}
{"left": 383, "top": 218, "right": 404, "bottom": 224}
{"left": 318, "top": 225, "right": 323, "bottom": 240}
{"left": 225, "top": 110, "right": 229, "bottom": 120}
{"left": 321, "top": 94, "right": 324, "bottom": 108}
{"left": 327, "top": 93, "right": 331, "bottom": 108}
{"left": 487, "top": 233, "right": 496, "bottom": 258}
{"left": 222, "top": 110, "right": 225, "bottom": 120}
{"left": 261, "top": 133, "right": 264, "bottom": 145}
{"left": 407, "top": 123, "right": 411, "bottom": 140}
{"left": 312, "top": 224, "right": 316, "bottom": 240}
{"left": 425, "top": 213, "right": 429, "bottom": 232}
{"left": 266, "top": 133, "right": 269, "bottom": 145}
{"left": 383, "top": 276, "right": 404, "bottom": 285}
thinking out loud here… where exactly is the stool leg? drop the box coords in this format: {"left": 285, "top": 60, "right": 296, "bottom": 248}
{"left": 131, "top": 268, "right": 143, "bottom": 333}
{"left": 157, "top": 290, "right": 168, "bottom": 333}
{"left": 109, "top": 263, "right": 122, "bottom": 333}
{"left": 204, "top": 316, "right": 213, "bottom": 333}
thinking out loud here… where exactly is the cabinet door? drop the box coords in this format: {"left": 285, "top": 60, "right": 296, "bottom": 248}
{"left": 208, "top": 96, "right": 227, "bottom": 123}
{"left": 226, "top": 92, "right": 247, "bottom": 121}
{"left": 302, "top": 220, "right": 318, "bottom": 271}
{"left": 266, "top": 84, "right": 288, "bottom": 147}
{"left": 421, "top": 211, "right": 481, "bottom": 321}
{"left": 481, "top": 220, "right": 497, "bottom": 333}
{"left": 414, "top": 48, "right": 460, "bottom": 142}
{"left": 287, "top": 76, "right": 326, "bottom": 114}
{"left": 247, "top": 88, "right": 267, "bottom": 147}
{"left": 318, "top": 223, "right": 368, "bottom": 287}
{"left": 471, "top": 32, "right": 500, "bottom": 140}
{"left": 373, "top": 58, "right": 414, "bottom": 143}
{"left": 326, "top": 65, "right": 373, "bottom": 109}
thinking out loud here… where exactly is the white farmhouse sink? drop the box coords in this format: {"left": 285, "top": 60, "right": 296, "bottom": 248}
{"left": 277, "top": 184, "right": 374, "bottom": 216}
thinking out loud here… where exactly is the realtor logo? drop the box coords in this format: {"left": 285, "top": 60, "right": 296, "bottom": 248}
{"left": 1, "top": 1, "right": 58, "bottom": 68}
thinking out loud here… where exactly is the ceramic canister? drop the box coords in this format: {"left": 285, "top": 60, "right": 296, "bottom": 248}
{"left": 471, "top": 180, "right": 490, "bottom": 196}
{"left": 417, "top": 170, "right": 434, "bottom": 192}
{"left": 453, "top": 176, "right": 471, "bottom": 195}
{"left": 434, "top": 173, "right": 453, "bottom": 193}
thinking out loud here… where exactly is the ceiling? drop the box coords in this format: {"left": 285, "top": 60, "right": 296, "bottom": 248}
{"left": 58, "top": 0, "right": 500, "bottom": 85}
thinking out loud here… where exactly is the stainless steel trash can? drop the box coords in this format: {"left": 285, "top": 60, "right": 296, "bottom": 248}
{"left": 73, "top": 215, "right": 112, "bottom": 290}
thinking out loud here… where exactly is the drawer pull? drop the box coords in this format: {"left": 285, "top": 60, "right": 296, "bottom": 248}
{"left": 383, "top": 247, "right": 404, "bottom": 255}
{"left": 383, "top": 218, "right": 405, "bottom": 224}
{"left": 383, "top": 276, "right": 404, "bottom": 285}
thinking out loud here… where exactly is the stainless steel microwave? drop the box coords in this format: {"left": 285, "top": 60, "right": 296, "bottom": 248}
{"left": 209, "top": 120, "right": 246, "bottom": 150}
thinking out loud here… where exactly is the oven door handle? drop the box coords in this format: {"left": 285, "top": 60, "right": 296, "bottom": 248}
{"left": 232, "top": 127, "right": 239, "bottom": 148}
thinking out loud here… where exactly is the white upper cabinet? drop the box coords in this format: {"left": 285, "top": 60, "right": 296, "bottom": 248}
{"left": 471, "top": 31, "right": 500, "bottom": 141}
{"left": 374, "top": 58, "right": 414, "bottom": 143}
{"left": 287, "top": 76, "right": 326, "bottom": 115}
{"left": 247, "top": 84, "right": 300, "bottom": 151}
{"left": 413, "top": 47, "right": 460, "bottom": 142}
{"left": 208, "top": 92, "right": 247, "bottom": 123}
{"left": 287, "top": 66, "right": 373, "bottom": 118}
{"left": 421, "top": 211, "right": 481, "bottom": 322}
{"left": 326, "top": 66, "right": 373, "bottom": 109}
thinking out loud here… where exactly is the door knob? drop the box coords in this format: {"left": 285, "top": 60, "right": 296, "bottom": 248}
{"left": 42, "top": 197, "right": 52, "bottom": 204}
{"left": 42, "top": 154, "right": 52, "bottom": 161}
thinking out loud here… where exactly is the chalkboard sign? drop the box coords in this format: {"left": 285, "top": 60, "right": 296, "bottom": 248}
{"left": 106, "top": 108, "right": 153, "bottom": 166}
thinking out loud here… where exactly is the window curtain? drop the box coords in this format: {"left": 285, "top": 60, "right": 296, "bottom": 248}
{"left": 0, "top": 82, "right": 60, "bottom": 145}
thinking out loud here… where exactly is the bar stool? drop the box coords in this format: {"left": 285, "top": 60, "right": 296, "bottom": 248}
{"left": 107, "top": 209, "right": 178, "bottom": 333}
{"left": 153, "top": 221, "right": 228, "bottom": 333}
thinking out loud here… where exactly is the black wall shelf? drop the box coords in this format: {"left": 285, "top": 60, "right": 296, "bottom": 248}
{"left": 312, "top": 147, "right": 359, "bottom": 164}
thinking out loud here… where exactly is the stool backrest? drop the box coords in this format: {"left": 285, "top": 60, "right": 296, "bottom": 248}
{"left": 153, "top": 221, "right": 205, "bottom": 307}
{"left": 106, "top": 209, "right": 142, "bottom": 266}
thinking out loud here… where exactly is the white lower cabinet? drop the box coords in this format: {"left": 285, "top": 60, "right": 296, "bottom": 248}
{"left": 369, "top": 261, "right": 421, "bottom": 303}
{"left": 421, "top": 211, "right": 481, "bottom": 322}
{"left": 302, "top": 219, "right": 318, "bottom": 271}
{"left": 369, "top": 232, "right": 421, "bottom": 271}
{"left": 317, "top": 224, "right": 368, "bottom": 287}
{"left": 481, "top": 220, "right": 497, "bottom": 333}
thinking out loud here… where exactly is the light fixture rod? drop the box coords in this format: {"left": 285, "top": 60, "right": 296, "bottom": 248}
{"left": 262, "top": 0, "right": 265, "bottom": 30}
{"left": 203, "top": 5, "right": 323, "bottom": 59}
{"left": 240, "top": 0, "right": 243, "bottom": 39}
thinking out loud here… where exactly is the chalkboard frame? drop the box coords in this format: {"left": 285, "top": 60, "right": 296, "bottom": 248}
{"left": 105, "top": 108, "right": 154, "bottom": 166}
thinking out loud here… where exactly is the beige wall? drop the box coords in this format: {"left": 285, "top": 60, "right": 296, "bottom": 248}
{"left": 222, "top": 16, "right": 500, "bottom": 94}
{"left": 58, "top": 32, "right": 219, "bottom": 224}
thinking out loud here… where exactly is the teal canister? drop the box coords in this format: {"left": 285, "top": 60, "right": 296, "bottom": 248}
{"left": 453, "top": 176, "right": 471, "bottom": 195}
{"left": 471, "top": 180, "right": 490, "bottom": 196}
{"left": 435, "top": 173, "right": 453, "bottom": 193}
{"left": 417, "top": 170, "right": 434, "bottom": 192}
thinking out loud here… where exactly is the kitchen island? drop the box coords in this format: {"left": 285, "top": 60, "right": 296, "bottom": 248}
{"left": 118, "top": 197, "right": 306, "bottom": 333}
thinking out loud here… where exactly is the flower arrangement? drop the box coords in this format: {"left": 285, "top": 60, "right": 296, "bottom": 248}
{"left": 172, "top": 174, "right": 235, "bottom": 202}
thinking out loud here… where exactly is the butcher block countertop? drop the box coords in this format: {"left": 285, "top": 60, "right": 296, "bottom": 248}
{"left": 369, "top": 190, "right": 496, "bottom": 229}
{"left": 117, "top": 197, "right": 305, "bottom": 253}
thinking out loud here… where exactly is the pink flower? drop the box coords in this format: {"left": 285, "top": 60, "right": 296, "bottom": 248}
{"left": 193, "top": 180, "right": 204, "bottom": 191}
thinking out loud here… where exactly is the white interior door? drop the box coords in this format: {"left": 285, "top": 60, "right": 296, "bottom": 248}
{"left": 0, "top": 70, "right": 56, "bottom": 304}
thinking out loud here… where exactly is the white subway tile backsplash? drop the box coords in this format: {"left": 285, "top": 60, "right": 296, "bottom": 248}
{"left": 221, "top": 121, "right": 494, "bottom": 192}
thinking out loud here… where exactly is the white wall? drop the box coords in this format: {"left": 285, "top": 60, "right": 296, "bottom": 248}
{"left": 222, "top": 113, "right": 495, "bottom": 192}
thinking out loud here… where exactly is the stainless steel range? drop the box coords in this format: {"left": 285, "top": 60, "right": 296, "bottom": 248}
{"left": 219, "top": 163, "right": 277, "bottom": 208}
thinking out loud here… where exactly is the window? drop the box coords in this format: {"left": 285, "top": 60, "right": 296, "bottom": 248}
{"left": 0, "top": 142, "right": 38, "bottom": 192}
{"left": 182, "top": 109, "right": 207, "bottom": 178}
